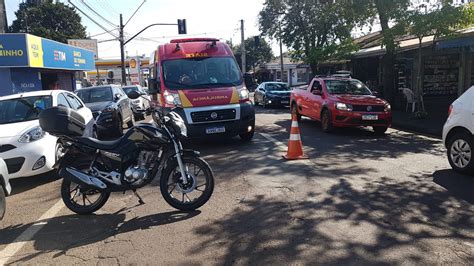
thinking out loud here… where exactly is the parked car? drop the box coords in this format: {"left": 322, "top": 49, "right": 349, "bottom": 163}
{"left": 0, "top": 90, "right": 94, "bottom": 179}
{"left": 442, "top": 86, "right": 474, "bottom": 174}
{"left": 254, "top": 82, "right": 292, "bottom": 108}
{"left": 0, "top": 158, "right": 11, "bottom": 220}
{"left": 76, "top": 85, "right": 134, "bottom": 138}
{"left": 290, "top": 77, "right": 392, "bottom": 134}
{"left": 122, "top": 85, "right": 150, "bottom": 120}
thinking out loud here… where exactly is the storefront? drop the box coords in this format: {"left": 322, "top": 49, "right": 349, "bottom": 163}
{"left": 0, "top": 33, "right": 95, "bottom": 97}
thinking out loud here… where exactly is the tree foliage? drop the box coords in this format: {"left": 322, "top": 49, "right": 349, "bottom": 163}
{"left": 232, "top": 37, "right": 274, "bottom": 72}
{"left": 9, "top": 0, "right": 87, "bottom": 43}
{"left": 258, "top": 0, "right": 357, "bottom": 74}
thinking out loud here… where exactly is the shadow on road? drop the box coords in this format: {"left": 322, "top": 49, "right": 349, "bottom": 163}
{"left": 1, "top": 210, "right": 200, "bottom": 264}
{"left": 433, "top": 169, "right": 474, "bottom": 204}
{"left": 9, "top": 172, "right": 60, "bottom": 196}
{"left": 189, "top": 176, "right": 473, "bottom": 264}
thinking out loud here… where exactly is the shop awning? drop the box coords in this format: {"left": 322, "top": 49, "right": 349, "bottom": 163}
{"left": 0, "top": 33, "right": 95, "bottom": 71}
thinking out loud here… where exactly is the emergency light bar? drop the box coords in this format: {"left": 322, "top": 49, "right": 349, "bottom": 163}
{"left": 170, "top": 38, "right": 219, "bottom": 43}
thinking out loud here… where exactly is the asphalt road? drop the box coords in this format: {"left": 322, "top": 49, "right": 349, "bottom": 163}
{"left": 0, "top": 105, "right": 473, "bottom": 265}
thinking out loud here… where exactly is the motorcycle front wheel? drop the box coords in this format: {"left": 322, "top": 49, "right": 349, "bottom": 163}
{"left": 160, "top": 155, "right": 214, "bottom": 211}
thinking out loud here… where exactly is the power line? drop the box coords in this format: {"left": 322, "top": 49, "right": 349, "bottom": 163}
{"left": 67, "top": 0, "right": 118, "bottom": 39}
{"left": 94, "top": 0, "right": 119, "bottom": 17}
{"left": 124, "top": 0, "right": 146, "bottom": 27}
{"left": 90, "top": 28, "right": 118, "bottom": 38}
{"left": 79, "top": 0, "right": 117, "bottom": 28}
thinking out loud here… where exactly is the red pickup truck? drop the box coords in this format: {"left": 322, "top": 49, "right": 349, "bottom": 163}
{"left": 290, "top": 77, "right": 392, "bottom": 134}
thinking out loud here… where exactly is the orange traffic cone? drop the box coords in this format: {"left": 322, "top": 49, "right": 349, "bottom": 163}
{"left": 283, "top": 113, "right": 309, "bottom": 160}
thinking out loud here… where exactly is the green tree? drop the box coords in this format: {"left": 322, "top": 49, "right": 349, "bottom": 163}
{"left": 258, "top": 0, "right": 357, "bottom": 75}
{"left": 232, "top": 37, "right": 274, "bottom": 72}
{"left": 351, "top": 0, "right": 411, "bottom": 103}
{"left": 9, "top": 0, "right": 87, "bottom": 43}
{"left": 409, "top": 2, "right": 474, "bottom": 113}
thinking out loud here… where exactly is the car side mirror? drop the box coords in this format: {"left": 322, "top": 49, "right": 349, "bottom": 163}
{"left": 148, "top": 78, "right": 161, "bottom": 94}
{"left": 372, "top": 90, "right": 379, "bottom": 97}
{"left": 114, "top": 93, "right": 122, "bottom": 101}
{"left": 127, "top": 90, "right": 141, "bottom": 100}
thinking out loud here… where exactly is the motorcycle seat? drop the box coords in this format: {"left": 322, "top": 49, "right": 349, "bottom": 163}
{"left": 77, "top": 137, "right": 122, "bottom": 150}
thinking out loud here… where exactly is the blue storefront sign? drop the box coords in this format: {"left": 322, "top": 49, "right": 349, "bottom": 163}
{"left": 0, "top": 33, "right": 95, "bottom": 70}
{"left": 0, "top": 34, "right": 29, "bottom": 67}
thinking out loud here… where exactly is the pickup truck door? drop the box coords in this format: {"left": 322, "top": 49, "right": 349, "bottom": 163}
{"left": 306, "top": 81, "right": 323, "bottom": 120}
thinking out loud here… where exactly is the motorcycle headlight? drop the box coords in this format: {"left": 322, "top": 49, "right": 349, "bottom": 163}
{"left": 169, "top": 112, "right": 187, "bottom": 137}
{"left": 18, "top": 126, "right": 45, "bottom": 143}
{"left": 335, "top": 102, "right": 353, "bottom": 111}
{"left": 164, "top": 91, "right": 182, "bottom": 106}
{"left": 238, "top": 87, "right": 250, "bottom": 102}
{"left": 384, "top": 103, "right": 391, "bottom": 112}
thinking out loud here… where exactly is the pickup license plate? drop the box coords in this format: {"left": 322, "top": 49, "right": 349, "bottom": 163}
{"left": 362, "top": 114, "right": 378, "bottom": 120}
{"left": 206, "top": 126, "right": 226, "bottom": 134}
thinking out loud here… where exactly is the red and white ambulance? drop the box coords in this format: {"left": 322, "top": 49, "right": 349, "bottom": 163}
{"left": 148, "top": 38, "right": 255, "bottom": 140}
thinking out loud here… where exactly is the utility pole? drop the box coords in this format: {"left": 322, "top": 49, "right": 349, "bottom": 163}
{"left": 119, "top": 14, "right": 127, "bottom": 85}
{"left": 279, "top": 20, "right": 284, "bottom": 82}
{"left": 240, "top": 19, "right": 246, "bottom": 73}
{"left": 0, "top": 0, "right": 7, "bottom": 33}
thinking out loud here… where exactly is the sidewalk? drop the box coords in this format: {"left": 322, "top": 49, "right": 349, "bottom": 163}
{"left": 391, "top": 110, "right": 446, "bottom": 138}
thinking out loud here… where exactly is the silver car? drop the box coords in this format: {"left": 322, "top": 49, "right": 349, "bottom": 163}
{"left": 0, "top": 158, "right": 11, "bottom": 220}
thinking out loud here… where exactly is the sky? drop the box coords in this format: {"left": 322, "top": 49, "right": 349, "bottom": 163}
{"left": 4, "top": 0, "right": 285, "bottom": 59}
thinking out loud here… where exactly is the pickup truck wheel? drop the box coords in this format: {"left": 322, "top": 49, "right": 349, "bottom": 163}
{"left": 321, "top": 110, "right": 333, "bottom": 133}
{"left": 291, "top": 105, "right": 301, "bottom": 122}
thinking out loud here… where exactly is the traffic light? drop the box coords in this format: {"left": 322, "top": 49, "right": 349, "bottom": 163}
{"left": 178, "top": 19, "right": 187, "bottom": 35}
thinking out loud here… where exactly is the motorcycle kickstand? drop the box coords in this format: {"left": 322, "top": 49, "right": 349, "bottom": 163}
{"left": 132, "top": 189, "right": 145, "bottom": 205}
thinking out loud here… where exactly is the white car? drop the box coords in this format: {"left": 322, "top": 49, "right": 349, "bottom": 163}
{"left": 122, "top": 85, "right": 150, "bottom": 120}
{"left": 0, "top": 158, "right": 11, "bottom": 220}
{"left": 442, "top": 86, "right": 474, "bottom": 174}
{"left": 0, "top": 90, "right": 94, "bottom": 179}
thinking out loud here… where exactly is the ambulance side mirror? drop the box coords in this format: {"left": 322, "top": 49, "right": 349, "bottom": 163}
{"left": 148, "top": 78, "right": 161, "bottom": 94}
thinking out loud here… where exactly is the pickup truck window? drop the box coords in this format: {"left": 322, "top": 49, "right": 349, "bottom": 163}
{"left": 325, "top": 80, "right": 371, "bottom": 95}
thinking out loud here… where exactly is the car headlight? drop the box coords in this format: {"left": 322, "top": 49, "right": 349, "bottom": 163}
{"left": 238, "top": 87, "right": 250, "bottom": 102}
{"left": 103, "top": 105, "right": 115, "bottom": 112}
{"left": 164, "top": 91, "right": 182, "bottom": 106}
{"left": 18, "top": 126, "right": 45, "bottom": 143}
{"left": 335, "top": 102, "right": 353, "bottom": 111}
{"left": 384, "top": 103, "right": 391, "bottom": 112}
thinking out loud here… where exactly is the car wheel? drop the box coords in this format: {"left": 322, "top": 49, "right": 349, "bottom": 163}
{"left": 116, "top": 114, "right": 124, "bottom": 136}
{"left": 55, "top": 142, "right": 65, "bottom": 163}
{"left": 0, "top": 185, "right": 5, "bottom": 220}
{"left": 321, "top": 109, "right": 333, "bottom": 133}
{"left": 291, "top": 104, "right": 301, "bottom": 122}
{"left": 447, "top": 133, "right": 474, "bottom": 174}
{"left": 127, "top": 113, "right": 135, "bottom": 128}
{"left": 373, "top": 126, "right": 388, "bottom": 135}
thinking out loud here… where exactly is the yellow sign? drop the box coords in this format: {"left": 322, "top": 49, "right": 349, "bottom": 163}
{"left": 129, "top": 58, "right": 137, "bottom": 68}
{"left": 26, "top": 34, "right": 43, "bottom": 67}
{"left": 185, "top": 52, "right": 209, "bottom": 58}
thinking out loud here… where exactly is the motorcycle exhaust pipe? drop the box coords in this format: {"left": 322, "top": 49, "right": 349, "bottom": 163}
{"left": 59, "top": 167, "right": 107, "bottom": 190}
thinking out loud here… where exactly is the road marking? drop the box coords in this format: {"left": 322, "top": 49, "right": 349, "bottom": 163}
{"left": 259, "top": 133, "right": 287, "bottom": 151}
{"left": 0, "top": 200, "right": 64, "bottom": 265}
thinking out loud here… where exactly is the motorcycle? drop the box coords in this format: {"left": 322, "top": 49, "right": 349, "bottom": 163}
{"left": 38, "top": 91, "right": 214, "bottom": 215}
{"left": 0, "top": 158, "right": 12, "bottom": 220}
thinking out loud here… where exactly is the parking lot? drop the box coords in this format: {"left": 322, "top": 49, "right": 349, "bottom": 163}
{"left": 0, "top": 105, "right": 473, "bottom": 264}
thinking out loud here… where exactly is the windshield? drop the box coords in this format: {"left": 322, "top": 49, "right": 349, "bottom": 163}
{"left": 77, "top": 87, "right": 113, "bottom": 103}
{"left": 123, "top": 86, "right": 143, "bottom": 95}
{"left": 0, "top": 96, "right": 52, "bottom": 124}
{"left": 162, "top": 57, "right": 242, "bottom": 89}
{"left": 325, "top": 80, "right": 372, "bottom": 95}
{"left": 266, "top": 83, "right": 290, "bottom": 91}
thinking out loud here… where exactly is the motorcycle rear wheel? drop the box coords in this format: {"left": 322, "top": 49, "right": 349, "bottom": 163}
{"left": 160, "top": 155, "right": 214, "bottom": 211}
{"left": 60, "top": 164, "right": 110, "bottom": 215}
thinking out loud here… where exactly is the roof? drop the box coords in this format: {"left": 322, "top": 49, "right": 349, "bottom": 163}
{"left": 0, "top": 90, "right": 62, "bottom": 101}
{"left": 158, "top": 39, "right": 233, "bottom": 61}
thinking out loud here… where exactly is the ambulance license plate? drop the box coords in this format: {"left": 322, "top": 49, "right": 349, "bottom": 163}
{"left": 362, "top": 114, "right": 378, "bottom": 120}
{"left": 206, "top": 126, "right": 226, "bottom": 134}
